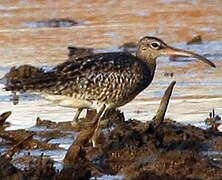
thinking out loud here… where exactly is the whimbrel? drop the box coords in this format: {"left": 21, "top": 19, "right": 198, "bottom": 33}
{"left": 5, "top": 36, "right": 216, "bottom": 127}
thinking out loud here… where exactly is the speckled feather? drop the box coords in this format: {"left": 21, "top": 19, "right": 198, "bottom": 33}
{"left": 6, "top": 52, "right": 152, "bottom": 106}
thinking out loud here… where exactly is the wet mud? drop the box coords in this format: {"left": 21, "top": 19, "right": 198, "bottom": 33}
{"left": 67, "top": 46, "right": 94, "bottom": 60}
{"left": 186, "top": 35, "right": 203, "bottom": 45}
{"left": 23, "top": 19, "right": 78, "bottom": 28}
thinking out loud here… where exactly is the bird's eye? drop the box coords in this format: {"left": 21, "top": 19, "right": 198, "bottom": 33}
{"left": 150, "top": 42, "right": 160, "bottom": 49}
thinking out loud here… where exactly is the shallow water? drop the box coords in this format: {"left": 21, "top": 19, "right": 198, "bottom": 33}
{"left": 0, "top": 0, "right": 221, "bottom": 174}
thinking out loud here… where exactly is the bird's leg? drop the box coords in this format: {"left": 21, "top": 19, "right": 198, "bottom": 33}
{"left": 91, "top": 104, "right": 106, "bottom": 147}
{"left": 71, "top": 108, "right": 84, "bottom": 127}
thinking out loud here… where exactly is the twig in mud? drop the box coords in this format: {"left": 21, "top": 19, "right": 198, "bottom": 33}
{"left": 0, "top": 111, "right": 12, "bottom": 126}
{"left": 153, "top": 81, "right": 176, "bottom": 124}
{"left": 2, "top": 133, "right": 34, "bottom": 160}
{"left": 0, "top": 130, "right": 60, "bottom": 150}
{"left": 205, "top": 109, "right": 221, "bottom": 130}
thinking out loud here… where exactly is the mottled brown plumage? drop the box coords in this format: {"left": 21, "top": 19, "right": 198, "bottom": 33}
{"left": 5, "top": 36, "right": 216, "bottom": 125}
{"left": 6, "top": 53, "right": 151, "bottom": 109}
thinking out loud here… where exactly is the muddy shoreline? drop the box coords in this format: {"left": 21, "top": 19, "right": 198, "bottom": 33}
{"left": 1, "top": 110, "right": 222, "bottom": 179}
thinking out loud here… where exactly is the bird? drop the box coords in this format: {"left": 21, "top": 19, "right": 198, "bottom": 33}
{"left": 4, "top": 36, "right": 216, "bottom": 127}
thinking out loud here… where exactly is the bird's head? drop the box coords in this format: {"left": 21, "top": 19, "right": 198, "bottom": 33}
{"left": 136, "top": 36, "right": 216, "bottom": 68}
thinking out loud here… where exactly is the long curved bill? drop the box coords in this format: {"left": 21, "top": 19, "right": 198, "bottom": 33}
{"left": 162, "top": 46, "right": 216, "bottom": 68}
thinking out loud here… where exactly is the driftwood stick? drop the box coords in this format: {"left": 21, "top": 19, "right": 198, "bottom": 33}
{"left": 0, "top": 111, "right": 12, "bottom": 126}
{"left": 0, "top": 130, "right": 60, "bottom": 150}
{"left": 3, "top": 133, "right": 34, "bottom": 160}
{"left": 154, "top": 81, "right": 176, "bottom": 123}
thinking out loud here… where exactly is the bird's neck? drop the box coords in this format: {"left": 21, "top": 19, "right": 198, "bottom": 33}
{"left": 136, "top": 52, "right": 157, "bottom": 78}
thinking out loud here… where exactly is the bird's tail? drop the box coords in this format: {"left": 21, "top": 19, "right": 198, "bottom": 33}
{"left": 3, "top": 65, "right": 56, "bottom": 93}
